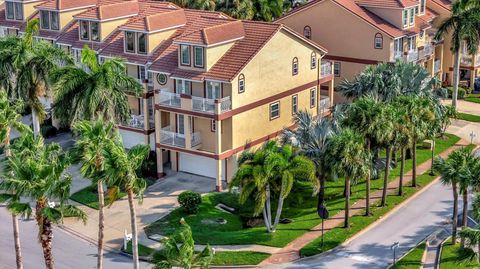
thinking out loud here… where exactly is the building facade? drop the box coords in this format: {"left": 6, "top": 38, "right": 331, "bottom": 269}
{"left": 0, "top": 0, "right": 335, "bottom": 191}
{"left": 277, "top": 0, "right": 444, "bottom": 102}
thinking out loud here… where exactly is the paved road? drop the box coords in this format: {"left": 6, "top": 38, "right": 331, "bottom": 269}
{"left": 0, "top": 207, "right": 152, "bottom": 269}
{"left": 265, "top": 180, "right": 455, "bottom": 269}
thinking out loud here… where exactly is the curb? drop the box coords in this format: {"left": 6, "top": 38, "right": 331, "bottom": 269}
{"left": 437, "top": 237, "right": 450, "bottom": 269}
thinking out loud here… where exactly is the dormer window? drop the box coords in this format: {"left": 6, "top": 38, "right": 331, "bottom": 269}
{"left": 124, "top": 31, "right": 147, "bottom": 54}
{"left": 180, "top": 45, "right": 190, "bottom": 66}
{"left": 194, "top": 47, "right": 204, "bottom": 68}
{"left": 420, "top": 0, "right": 425, "bottom": 13}
{"left": 40, "top": 11, "right": 59, "bottom": 31}
{"left": 80, "top": 21, "right": 89, "bottom": 40}
{"left": 402, "top": 9, "right": 408, "bottom": 27}
{"left": 6, "top": 1, "right": 23, "bottom": 21}
{"left": 409, "top": 8, "right": 415, "bottom": 26}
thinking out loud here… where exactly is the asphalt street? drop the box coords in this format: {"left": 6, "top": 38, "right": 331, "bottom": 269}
{"left": 264, "top": 180, "right": 455, "bottom": 269}
{"left": 0, "top": 206, "right": 151, "bottom": 269}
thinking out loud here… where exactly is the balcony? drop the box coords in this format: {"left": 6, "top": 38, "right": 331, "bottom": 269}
{"left": 123, "top": 114, "right": 154, "bottom": 129}
{"left": 159, "top": 126, "right": 201, "bottom": 148}
{"left": 320, "top": 61, "right": 332, "bottom": 77}
{"left": 158, "top": 90, "right": 181, "bottom": 108}
{"left": 418, "top": 45, "right": 434, "bottom": 60}
{"left": 393, "top": 51, "right": 403, "bottom": 61}
{"left": 192, "top": 96, "right": 231, "bottom": 114}
{"left": 461, "top": 54, "right": 473, "bottom": 66}
{"left": 434, "top": 59, "right": 441, "bottom": 74}
{"left": 406, "top": 50, "right": 419, "bottom": 62}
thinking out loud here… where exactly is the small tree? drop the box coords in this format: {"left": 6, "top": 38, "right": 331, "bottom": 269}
{"left": 230, "top": 141, "right": 316, "bottom": 233}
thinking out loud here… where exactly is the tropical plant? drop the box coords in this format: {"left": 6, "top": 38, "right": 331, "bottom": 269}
{"left": 434, "top": 147, "right": 473, "bottom": 245}
{"left": 281, "top": 111, "right": 336, "bottom": 214}
{"left": 439, "top": 105, "right": 457, "bottom": 139}
{"left": 434, "top": 0, "right": 480, "bottom": 108}
{"left": 325, "top": 128, "right": 370, "bottom": 228}
{"left": 459, "top": 227, "right": 480, "bottom": 263}
{"left": 0, "top": 132, "right": 86, "bottom": 269}
{"left": 0, "top": 19, "right": 72, "bottom": 135}
{"left": 253, "top": 0, "right": 284, "bottom": 21}
{"left": 178, "top": 191, "right": 202, "bottom": 214}
{"left": 230, "top": 140, "right": 316, "bottom": 233}
{"left": 0, "top": 91, "right": 29, "bottom": 269}
{"left": 459, "top": 154, "right": 480, "bottom": 245}
{"left": 153, "top": 218, "right": 214, "bottom": 269}
{"left": 192, "top": 0, "right": 216, "bottom": 10}
{"left": 70, "top": 118, "right": 118, "bottom": 269}
{"left": 52, "top": 45, "right": 142, "bottom": 126}
{"left": 103, "top": 143, "right": 149, "bottom": 269}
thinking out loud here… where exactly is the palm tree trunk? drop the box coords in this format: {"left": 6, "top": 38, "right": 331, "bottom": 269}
{"left": 452, "top": 182, "right": 459, "bottom": 245}
{"left": 31, "top": 109, "right": 41, "bottom": 137}
{"left": 262, "top": 208, "right": 272, "bottom": 233}
{"left": 318, "top": 173, "right": 325, "bottom": 207}
{"left": 265, "top": 184, "right": 273, "bottom": 233}
{"left": 398, "top": 147, "right": 405, "bottom": 196}
{"left": 272, "top": 182, "right": 286, "bottom": 232}
{"left": 366, "top": 139, "right": 371, "bottom": 216}
{"left": 452, "top": 51, "right": 461, "bottom": 108}
{"left": 381, "top": 146, "right": 392, "bottom": 207}
{"left": 12, "top": 214, "right": 23, "bottom": 269}
{"left": 97, "top": 180, "right": 105, "bottom": 269}
{"left": 344, "top": 177, "right": 350, "bottom": 228}
{"left": 412, "top": 141, "right": 417, "bottom": 187}
{"left": 430, "top": 139, "right": 436, "bottom": 176}
{"left": 127, "top": 188, "right": 139, "bottom": 269}
{"left": 461, "top": 189, "right": 468, "bottom": 247}
{"left": 36, "top": 200, "right": 54, "bottom": 269}
{"left": 5, "top": 128, "right": 23, "bottom": 269}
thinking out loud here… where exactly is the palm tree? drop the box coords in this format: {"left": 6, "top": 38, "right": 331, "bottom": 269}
{"left": 230, "top": 141, "right": 316, "bottom": 233}
{"left": 0, "top": 19, "right": 72, "bottom": 135}
{"left": 153, "top": 219, "right": 213, "bottom": 269}
{"left": 0, "top": 132, "right": 86, "bottom": 269}
{"left": 225, "top": 0, "right": 255, "bottom": 19}
{"left": 459, "top": 227, "right": 480, "bottom": 263}
{"left": 434, "top": 147, "right": 472, "bottom": 245}
{"left": 391, "top": 104, "right": 411, "bottom": 196}
{"left": 377, "top": 104, "right": 396, "bottom": 207}
{"left": 325, "top": 128, "right": 370, "bottom": 228}
{"left": 253, "top": 0, "right": 284, "bottom": 21}
{"left": 193, "top": 0, "right": 216, "bottom": 10}
{"left": 52, "top": 45, "right": 142, "bottom": 126}
{"left": 0, "top": 91, "right": 28, "bottom": 269}
{"left": 103, "top": 143, "right": 149, "bottom": 269}
{"left": 434, "top": 0, "right": 480, "bottom": 108}
{"left": 342, "top": 97, "right": 385, "bottom": 214}
{"left": 282, "top": 111, "right": 336, "bottom": 214}
{"left": 71, "top": 119, "right": 119, "bottom": 269}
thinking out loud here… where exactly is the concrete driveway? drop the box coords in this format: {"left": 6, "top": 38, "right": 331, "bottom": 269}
{"left": 63, "top": 170, "right": 217, "bottom": 250}
{"left": 447, "top": 119, "right": 480, "bottom": 145}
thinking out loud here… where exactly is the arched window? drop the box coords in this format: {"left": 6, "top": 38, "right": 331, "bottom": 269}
{"left": 292, "top": 57, "right": 298, "bottom": 76}
{"left": 374, "top": 33, "right": 383, "bottom": 49}
{"left": 311, "top": 52, "right": 317, "bottom": 69}
{"left": 238, "top": 73, "right": 245, "bottom": 93}
{"left": 303, "top": 26, "right": 312, "bottom": 39}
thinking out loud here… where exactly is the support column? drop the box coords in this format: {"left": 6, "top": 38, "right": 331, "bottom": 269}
{"left": 142, "top": 95, "right": 149, "bottom": 145}
{"left": 184, "top": 115, "right": 191, "bottom": 149}
{"left": 328, "top": 79, "right": 334, "bottom": 108}
{"left": 215, "top": 100, "right": 223, "bottom": 192}
{"left": 155, "top": 109, "right": 165, "bottom": 179}
{"left": 470, "top": 72, "right": 475, "bottom": 90}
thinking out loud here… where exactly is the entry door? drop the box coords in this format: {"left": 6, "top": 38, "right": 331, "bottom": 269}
{"left": 176, "top": 115, "right": 192, "bottom": 137}
{"left": 206, "top": 81, "right": 221, "bottom": 99}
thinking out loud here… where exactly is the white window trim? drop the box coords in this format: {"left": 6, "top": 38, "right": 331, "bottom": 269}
{"left": 333, "top": 62, "right": 341, "bottom": 77}
{"left": 310, "top": 88, "right": 316, "bottom": 108}
{"left": 124, "top": 31, "right": 148, "bottom": 55}
{"left": 292, "top": 95, "right": 298, "bottom": 115}
{"left": 193, "top": 46, "right": 204, "bottom": 68}
{"left": 180, "top": 45, "right": 191, "bottom": 66}
{"left": 270, "top": 101, "right": 280, "bottom": 120}
{"left": 6, "top": 1, "right": 23, "bottom": 21}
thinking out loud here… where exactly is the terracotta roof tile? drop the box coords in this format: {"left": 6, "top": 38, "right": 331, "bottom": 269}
{"left": 174, "top": 20, "right": 245, "bottom": 46}
{"left": 74, "top": 0, "right": 139, "bottom": 21}
{"left": 35, "top": 0, "right": 98, "bottom": 10}
{"left": 122, "top": 9, "right": 186, "bottom": 32}
{"left": 431, "top": 0, "right": 452, "bottom": 11}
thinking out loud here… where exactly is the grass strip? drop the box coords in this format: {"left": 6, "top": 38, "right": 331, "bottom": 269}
{"left": 390, "top": 242, "right": 426, "bottom": 269}
{"left": 439, "top": 242, "right": 479, "bottom": 268}
{"left": 457, "top": 112, "right": 480, "bottom": 123}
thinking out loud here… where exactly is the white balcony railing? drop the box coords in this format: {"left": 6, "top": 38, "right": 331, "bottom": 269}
{"left": 393, "top": 51, "right": 403, "bottom": 61}
{"left": 319, "top": 97, "right": 330, "bottom": 112}
{"left": 434, "top": 59, "right": 441, "bottom": 73}
{"left": 407, "top": 50, "right": 418, "bottom": 62}
{"left": 476, "top": 54, "right": 480, "bottom": 66}
{"left": 159, "top": 126, "right": 201, "bottom": 149}
{"left": 158, "top": 90, "right": 181, "bottom": 108}
{"left": 123, "top": 114, "right": 154, "bottom": 129}
{"left": 418, "top": 45, "right": 433, "bottom": 60}
{"left": 320, "top": 61, "right": 331, "bottom": 77}
{"left": 461, "top": 54, "right": 473, "bottom": 66}
{"left": 219, "top": 97, "right": 232, "bottom": 112}
{"left": 192, "top": 96, "right": 232, "bottom": 114}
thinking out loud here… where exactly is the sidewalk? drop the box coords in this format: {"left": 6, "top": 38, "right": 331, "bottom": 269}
{"left": 259, "top": 139, "right": 470, "bottom": 265}
{"left": 422, "top": 227, "right": 450, "bottom": 269}
{"left": 441, "top": 99, "right": 480, "bottom": 115}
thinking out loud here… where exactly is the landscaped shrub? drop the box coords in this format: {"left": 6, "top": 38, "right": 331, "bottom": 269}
{"left": 178, "top": 191, "right": 202, "bottom": 214}
{"left": 447, "top": 86, "right": 467, "bottom": 99}
{"left": 137, "top": 150, "right": 157, "bottom": 178}
{"left": 40, "top": 125, "right": 57, "bottom": 138}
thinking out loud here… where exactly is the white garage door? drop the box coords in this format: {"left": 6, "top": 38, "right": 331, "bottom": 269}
{"left": 179, "top": 153, "right": 224, "bottom": 180}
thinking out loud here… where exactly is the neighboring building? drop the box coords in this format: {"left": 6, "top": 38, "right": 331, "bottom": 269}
{"left": 0, "top": 0, "right": 335, "bottom": 191}
{"left": 428, "top": 0, "right": 480, "bottom": 89}
{"left": 277, "top": 0, "right": 444, "bottom": 102}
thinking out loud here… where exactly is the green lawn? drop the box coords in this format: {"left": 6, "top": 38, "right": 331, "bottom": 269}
{"left": 390, "top": 242, "right": 426, "bottom": 269}
{"left": 124, "top": 241, "right": 270, "bottom": 266}
{"left": 464, "top": 93, "right": 480, "bottom": 104}
{"left": 145, "top": 134, "right": 461, "bottom": 249}
{"left": 439, "top": 242, "right": 479, "bottom": 268}
{"left": 71, "top": 178, "right": 155, "bottom": 210}
{"left": 457, "top": 112, "right": 480, "bottom": 123}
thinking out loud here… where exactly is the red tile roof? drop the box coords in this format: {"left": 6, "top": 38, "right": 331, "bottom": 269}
{"left": 121, "top": 9, "right": 186, "bottom": 32}
{"left": 174, "top": 20, "right": 245, "bottom": 46}
{"left": 74, "top": 0, "right": 139, "bottom": 21}
{"left": 279, "top": 0, "right": 435, "bottom": 38}
{"left": 431, "top": 0, "right": 452, "bottom": 11}
{"left": 35, "top": 0, "right": 98, "bottom": 11}
{"left": 356, "top": 0, "right": 418, "bottom": 9}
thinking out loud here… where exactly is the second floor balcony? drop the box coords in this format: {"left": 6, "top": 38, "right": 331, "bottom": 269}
{"left": 157, "top": 89, "right": 232, "bottom": 114}
{"left": 320, "top": 61, "right": 332, "bottom": 77}
{"left": 461, "top": 53, "right": 480, "bottom": 66}
{"left": 159, "top": 126, "right": 201, "bottom": 149}
{"left": 434, "top": 59, "right": 441, "bottom": 74}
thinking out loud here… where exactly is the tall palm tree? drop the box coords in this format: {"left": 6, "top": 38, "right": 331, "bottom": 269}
{"left": 434, "top": 0, "right": 480, "bottom": 108}
{"left": 282, "top": 111, "right": 336, "bottom": 214}
{"left": 391, "top": 103, "right": 411, "bottom": 196}
{"left": 225, "top": 0, "right": 255, "bottom": 19}
{"left": 52, "top": 45, "right": 142, "bottom": 126}
{"left": 0, "top": 132, "right": 86, "bottom": 269}
{"left": 0, "top": 19, "right": 72, "bottom": 135}
{"left": 377, "top": 104, "right": 396, "bottom": 207}
{"left": 70, "top": 118, "right": 118, "bottom": 269}
{"left": 325, "top": 128, "right": 370, "bottom": 228}
{"left": 103, "top": 143, "right": 149, "bottom": 269}
{"left": 0, "top": 91, "right": 29, "bottom": 269}
{"left": 342, "top": 97, "right": 384, "bottom": 214}
{"left": 434, "top": 147, "right": 472, "bottom": 245}
{"left": 230, "top": 141, "right": 316, "bottom": 233}
{"left": 459, "top": 227, "right": 480, "bottom": 263}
